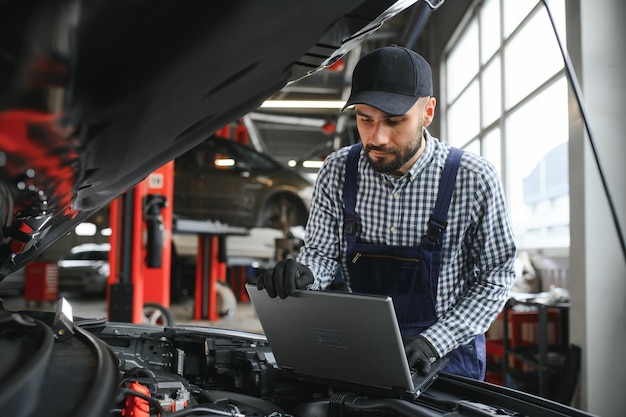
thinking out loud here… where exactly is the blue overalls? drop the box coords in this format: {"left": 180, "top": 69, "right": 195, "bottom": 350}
{"left": 340, "top": 143, "right": 485, "bottom": 380}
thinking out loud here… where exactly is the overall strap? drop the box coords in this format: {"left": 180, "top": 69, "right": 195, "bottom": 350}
{"left": 343, "top": 143, "right": 362, "bottom": 236}
{"left": 426, "top": 147, "right": 464, "bottom": 243}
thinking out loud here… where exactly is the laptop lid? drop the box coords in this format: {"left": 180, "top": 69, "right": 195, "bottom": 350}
{"left": 245, "top": 284, "right": 447, "bottom": 399}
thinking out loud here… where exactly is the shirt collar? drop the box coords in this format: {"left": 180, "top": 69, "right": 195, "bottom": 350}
{"left": 404, "top": 129, "right": 435, "bottom": 180}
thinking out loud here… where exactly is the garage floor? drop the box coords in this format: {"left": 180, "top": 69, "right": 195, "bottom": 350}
{"left": 1, "top": 293, "right": 264, "bottom": 334}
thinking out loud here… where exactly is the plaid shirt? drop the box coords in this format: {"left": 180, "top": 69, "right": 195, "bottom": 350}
{"left": 297, "top": 132, "right": 517, "bottom": 356}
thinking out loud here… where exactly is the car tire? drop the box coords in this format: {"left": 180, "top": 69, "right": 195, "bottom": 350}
{"left": 142, "top": 302, "right": 175, "bottom": 326}
{"left": 261, "top": 194, "right": 307, "bottom": 232}
{"left": 216, "top": 280, "right": 237, "bottom": 318}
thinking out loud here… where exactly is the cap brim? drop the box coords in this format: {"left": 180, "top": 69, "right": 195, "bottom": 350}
{"left": 341, "top": 90, "right": 418, "bottom": 115}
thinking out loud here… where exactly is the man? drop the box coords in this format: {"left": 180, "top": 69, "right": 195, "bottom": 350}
{"left": 257, "top": 45, "right": 516, "bottom": 380}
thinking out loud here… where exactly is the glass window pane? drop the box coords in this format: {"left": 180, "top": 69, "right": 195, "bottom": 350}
{"left": 504, "top": 5, "right": 564, "bottom": 109}
{"left": 545, "top": 0, "right": 566, "bottom": 41}
{"left": 480, "top": 0, "right": 500, "bottom": 64}
{"left": 465, "top": 138, "right": 480, "bottom": 156}
{"left": 503, "top": 0, "right": 538, "bottom": 37}
{"left": 481, "top": 56, "right": 501, "bottom": 128}
{"left": 446, "top": 80, "right": 480, "bottom": 147}
{"left": 446, "top": 18, "right": 479, "bottom": 101}
{"left": 505, "top": 77, "right": 569, "bottom": 248}
{"left": 483, "top": 128, "right": 502, "bottom": 178}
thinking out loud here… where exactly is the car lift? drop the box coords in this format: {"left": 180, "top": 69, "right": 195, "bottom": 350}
{"left": 174, "top": 219, "right": 246, "bottom": 321}
{"left": 108, "top": 161, "right": 175, "bottom": 324}
{"left": 182, "top": 122, "right": 250, "bottom": 321}
{"left": 107, "top": 122, "right": 252, "bottom": 324}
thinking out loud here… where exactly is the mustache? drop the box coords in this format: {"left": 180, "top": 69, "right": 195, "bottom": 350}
{"left": 364, "top": 144, "right": 398, "bottom": 154}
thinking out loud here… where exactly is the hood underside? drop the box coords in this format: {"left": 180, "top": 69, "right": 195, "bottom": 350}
{"left": 0, "top": 0, "right": 416, "bottom": 276}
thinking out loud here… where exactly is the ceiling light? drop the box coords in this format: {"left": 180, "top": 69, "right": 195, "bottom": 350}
{"left": 215, "top": 158, "right": 235, "bottom": 167}
{"left": 260, "top": 100, "right": 346, "bottom": 109}
{"left": 302, "top": 160, "right": 324, "bottom": 169}
{"left": 75, "top": 222, "right": 96, "bottom": 236}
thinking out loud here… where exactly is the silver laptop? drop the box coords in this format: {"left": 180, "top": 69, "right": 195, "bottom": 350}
{"left": 245, "top": 284, "right": 448, "bottom": 399}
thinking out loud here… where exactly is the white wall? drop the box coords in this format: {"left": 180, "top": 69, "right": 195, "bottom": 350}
{"left": 568, "top": 1, "right": 626, "bottom": 415}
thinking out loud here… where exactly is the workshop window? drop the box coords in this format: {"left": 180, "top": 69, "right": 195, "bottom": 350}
{"left": 442, "top": 0, "right": 568, "bottom": 250}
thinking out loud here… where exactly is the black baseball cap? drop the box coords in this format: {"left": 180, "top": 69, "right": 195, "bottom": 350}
{"left": 342, "top": 45, "right": 433, "bottom": 115}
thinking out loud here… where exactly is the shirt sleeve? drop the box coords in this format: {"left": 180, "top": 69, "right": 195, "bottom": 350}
{"left": 296, "top": 152, "right": 346, "bottom": 290}
{"left": 420, "top": 160, "right": 517, "bottom": 357}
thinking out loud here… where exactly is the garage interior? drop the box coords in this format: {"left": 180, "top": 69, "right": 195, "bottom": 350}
{"left": 1, "top": 1, "right": 624, "bottom": 416}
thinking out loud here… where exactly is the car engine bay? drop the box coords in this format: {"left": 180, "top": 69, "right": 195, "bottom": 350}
{"left": 0, "top": 298, "right": 592, "bottom": 417}
{"left": 88, "top": 319, "right": 457, "bottom": 417}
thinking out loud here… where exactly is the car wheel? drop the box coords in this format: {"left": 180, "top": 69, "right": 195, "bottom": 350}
{"left": 142, "top": 302, "right": 175, "bottom": 326}
{"left": 261, "top": 194, "right": 307, "bottom": 232}
{"left": 216, "top": 280, "right": 237, "bottom": 317}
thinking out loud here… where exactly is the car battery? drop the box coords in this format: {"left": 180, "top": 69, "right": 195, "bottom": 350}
{"left": 24, "top": 262, "right": 59, "bottom": 303}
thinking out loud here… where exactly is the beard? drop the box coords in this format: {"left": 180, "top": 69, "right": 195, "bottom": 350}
{"left": 364, "top": 130, "right": 423, "bottom": 174}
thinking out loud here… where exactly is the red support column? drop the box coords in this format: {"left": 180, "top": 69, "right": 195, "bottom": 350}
{"left": 194, "top": 235, "right": 220, "bottom": 321}
{"left": 229, "top": 266, "right": 249, "bottom": 302}
{"left": 107, "top": 161, "right": 174, "bottom": 324}
{"left": 234, "top": 121, "right": 249, "bottom": 145}
{"left": 140, "top": 161, "right": 174, "bottom": 308}
{"left": 107, "top": 192, "right": 143, "bottom": 324}
{"left": 107, "top": 197, "right": 120, "bottom": 293}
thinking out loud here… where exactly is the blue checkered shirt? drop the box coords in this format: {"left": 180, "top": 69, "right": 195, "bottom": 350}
{"left": 297, "top": 132, "right": 517, "bottom": 357}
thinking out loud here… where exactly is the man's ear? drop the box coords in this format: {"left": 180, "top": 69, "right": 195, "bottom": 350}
{"left": 423, "top": 96, "right": 437, "bottom": 127}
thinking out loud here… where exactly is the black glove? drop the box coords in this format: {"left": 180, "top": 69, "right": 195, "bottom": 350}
{"left": 256, "top": 259, "right": 314, "bottom": 299}
{"left": 403, "top": 335, "right": 439, "bottom": 376}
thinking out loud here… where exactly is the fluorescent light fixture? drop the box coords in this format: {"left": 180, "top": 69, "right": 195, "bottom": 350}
{"left": 215, "top": 158, "right": 235, "bottom": 167}
{"left": 101, "top": 227, "right": 112, "bottom": 237}
{"left": 260, "top": 100, "right": 347, "bottom": 109}
{"left": 302, "top": 160, "right": 324, "bottom": 169}
{"left": 75, "top": 222, "right": 96, "bottom": 236}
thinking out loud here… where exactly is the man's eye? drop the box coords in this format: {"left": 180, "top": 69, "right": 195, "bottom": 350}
{"left": 359, "top": 117, "right": 373, "bottom": 124}
{"left": 386, "top": 118, "right": 402, "bottom": 126}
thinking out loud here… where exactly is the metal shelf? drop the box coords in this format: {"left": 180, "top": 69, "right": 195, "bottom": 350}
{"left": 502, "top": 299, "right": 570, "bottom": 398}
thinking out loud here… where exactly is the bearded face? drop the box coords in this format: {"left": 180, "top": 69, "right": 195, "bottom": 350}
{"left": 364, "top": 129, "right": 423, "bottom": 174}
{"left": 356, "top": 97, "right": 433, "bottom": 175}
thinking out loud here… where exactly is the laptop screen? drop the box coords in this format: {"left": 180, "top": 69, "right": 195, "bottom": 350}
{"left": 246, "top": 284, "right": 418, "bottom": 394}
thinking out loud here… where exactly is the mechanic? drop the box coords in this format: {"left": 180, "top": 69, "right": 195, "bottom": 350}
{"left": 257, "top": 45, "right": 517, "bottom": 380}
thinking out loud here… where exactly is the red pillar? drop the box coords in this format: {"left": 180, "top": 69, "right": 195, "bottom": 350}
{"left": 107, "top": 161, "right": 174, "bottom": 324}
{"left": 140, "top": 161, "right": 174, "bottom": 307}
{"left": 194, "top": 235, "right": 221, "bottom": 321}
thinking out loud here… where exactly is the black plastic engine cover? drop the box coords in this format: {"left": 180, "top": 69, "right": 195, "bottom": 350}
{"left": 0, "top": 310, "right": 118, "bottom": 417}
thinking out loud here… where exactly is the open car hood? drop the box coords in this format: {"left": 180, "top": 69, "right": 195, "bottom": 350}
{"left": 0, "top": 0, "right": 414, "bottom": 276}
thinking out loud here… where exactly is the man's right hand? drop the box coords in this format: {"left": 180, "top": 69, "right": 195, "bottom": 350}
{"left": 256, "top": 259, "right": 314, "bottom": 299}
{"left": 403, "top": 335, "right": 439, "bottom": 376}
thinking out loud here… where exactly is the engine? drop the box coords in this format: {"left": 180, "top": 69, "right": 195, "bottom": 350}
{"left": 89, "top": 321, "right": 448, "bottom": 417}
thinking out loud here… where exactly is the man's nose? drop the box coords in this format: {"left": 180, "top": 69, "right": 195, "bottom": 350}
{"left": 367, "top": 122, "right": 391, "bottom": 146}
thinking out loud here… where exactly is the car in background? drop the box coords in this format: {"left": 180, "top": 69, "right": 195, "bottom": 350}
{"left": 174, "top": 135, "right": 313, "bottom": 232}
{"left": 57, "top": 243, "right": 110, "bottom": 295}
